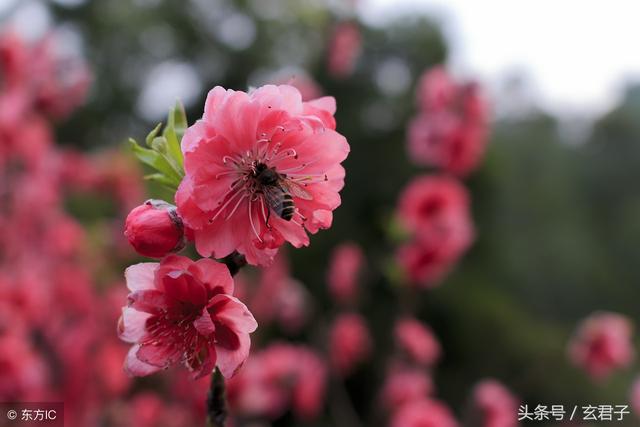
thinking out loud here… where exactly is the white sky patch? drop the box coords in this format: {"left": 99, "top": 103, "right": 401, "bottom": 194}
{"left": 136, "top": 61, "right": 203, "bottom": 121}
{"left": 359, "top": 0, "right": 640, "bottom": 118}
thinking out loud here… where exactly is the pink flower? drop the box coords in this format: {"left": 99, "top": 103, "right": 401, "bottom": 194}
{"left": 327, "top": 242, "right": 365, "bottom": 305}
{"left": 227, "top": 343, "right": 327, "bottom": 420}
{"left": 391, "top": 398, "right": 458, "bottom": 427}
{"left": 0, "top": 30, "right": 90, "bottom": 119}
{"left": 329, "top": 312, "right": 372, "bottom": 376}
{"left": 327, "top": 22, "right": 362, "bottom": 78}
{"left": 118, "top": 255, "right": 258, "bottom": 379}
{"left": 176, "top": 85, "right": 349, "bottom": 266}
{"left": 472, "top": 379, "right": 519, "bottom": 427}
{"left": 408, "top": 67, "right": 488, "bottom": 176}
{"left": 397, "top": 175, "right": 473, "bottom": 249}
{"left": 0, "top": 314, "right": 49, "bottom": 401}
{"left": 124, "top": 200, "right": 186, "bottom": 258}
{"left": 271, "top": 71, "right": 323, "bottom": 101}
{"left": 396, "top": 240, "right": 460, "bottom": 287}
{"left": 249, "top": 252, "right": 310, "bottom": 332}
{"left": 396, "top": 175, "right": 474, "bottom": 287}
{"left": 568, "top": 312, "right": 634, "bottom": 380}
{"left": 381, "top": 365, "right": 433, "bottom": 412}
{"left": 395, "top": 317, "right": 441, "bottom": 367}
{"left": 416, "top": 66, "right": 458, "bottom": 112}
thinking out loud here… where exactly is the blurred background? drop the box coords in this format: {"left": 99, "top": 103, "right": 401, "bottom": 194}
{"left": 2, "top": 0, "right": 640, "bottom": 426}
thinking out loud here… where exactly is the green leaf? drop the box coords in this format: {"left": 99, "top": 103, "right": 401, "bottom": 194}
{"left": 164, "top": 101, "right": 186, "bottom": 169}
{"left": 145, "top": 122, "right": 163, "bottom": 147}
{"left": 129, "top": 138, "right": 182, "bottom": 187}
{"left": 144, "top": 173, "right": 180, "bottom": 192}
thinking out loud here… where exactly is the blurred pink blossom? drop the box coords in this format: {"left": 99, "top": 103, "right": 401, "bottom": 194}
{"left": 408, "top": 66, "right": 488, "bottom": 176}
{"left": 227, "top": 343, "right": 327, "bottom": 421}
{"left": 396, "top": 175, "right": 474, "bottom": 287}
{"left": 329, "top": 312, "right": 372, "bottom": 376}
{"left": 327, "top": 241, "right": 365, "bottom": 305}
{"left": 327, "top": 22, "right": 362, "bottom": 78}
{"left": 568, "top": 311, "right": 634, "bottom": 380}
{"left": 391, "top": 398, "right": 459, "bottom": 427}
{"left": 381, "top": 365, "right": 433, "bottom": 412}
{"left": 395, "top": 317, "right": 441, "bottom": 367}
{"left": 249, "top": 252, "right": 310, "bottom": 333}
{"left": 472, "top": 379, "right": 520, "bottom": 427}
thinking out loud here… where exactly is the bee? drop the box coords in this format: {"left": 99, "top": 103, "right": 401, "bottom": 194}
{"left": 254, "top": 162, "right": 311, "bottom": 222}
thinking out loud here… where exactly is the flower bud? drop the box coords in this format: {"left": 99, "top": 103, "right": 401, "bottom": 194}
{"left": 124, "top": 200, "right": 185, "bottom": 258}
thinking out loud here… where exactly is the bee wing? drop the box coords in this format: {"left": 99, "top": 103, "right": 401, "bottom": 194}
{"left": 261, "top": 185, "right": 285, "bottom": 213}
{"left": 284, "top": 181, "right": 313, "bottom": 200}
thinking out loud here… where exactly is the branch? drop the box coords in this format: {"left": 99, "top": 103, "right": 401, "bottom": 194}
{"left": 206, "top": 251, "right": 247, "bottom": 427}
{"left": 206, "top": 369, "right": 227, "bottom": 427}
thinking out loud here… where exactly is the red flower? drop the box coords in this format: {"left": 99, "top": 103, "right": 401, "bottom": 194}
{"left": 176, "top": 85, "right": 349, "bottom": 266}
{"left": 408, "top": 66, "right": 488, "bottom": 176}
{"left": 124, "top": 200, "right": 186, "bottom": 258}
{"left": 381, "top": 365, "right": 433, "bottom": 412}
{"left": 396, "top": 175, "right": 474, "bottom": 287}
{"left": 395, "top": 317, "right": 441, "bottom": 367}
{"left": 227, "top": 343, "right": 327, "bottom": 421}
{"left": 397, "top": 175, "right": 473, "bottom": 248}
{"left": 327, "top": 242, "right": 365, "bottom": 305}
{"left": 249, "top": 252, "right": 310, "bottom": 333}
{"left": 568, "top": 311, "right": 634, "bottom": 380}
{"left": 327, "top": 22, "right": 362, "bottom": 78}
{"left": 396, "top": 240, "right": 459, "bottom": 287}
{"left": 472, "top": 379, "right": 519, "bottom": 427}
{"left": 119, "top": 255, "right": 257, "bottom": 379}
{"left": 329, "top": 312, "right": 372, "bottom": 376}
{"left": 391, "top": 398, "right": 458, "bottom": 427}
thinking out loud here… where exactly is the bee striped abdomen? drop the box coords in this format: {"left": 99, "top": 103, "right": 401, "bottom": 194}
{"left": 278, "top": 193, "right": 295, "bottom": 221}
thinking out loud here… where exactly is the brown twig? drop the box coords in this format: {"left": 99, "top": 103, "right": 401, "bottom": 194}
{"left": 205, "top": 251, "right": 247, "bottom": 427}
{"left": 206, "top": 369, "right": 227, "bottom": 427}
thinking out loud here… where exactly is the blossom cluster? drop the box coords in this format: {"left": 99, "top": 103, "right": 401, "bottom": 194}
{"left": 407, "top": 66, "right": 489, "bottom": 176}
{"left": 395, "top": 66, "right": 485, "bottom": 287}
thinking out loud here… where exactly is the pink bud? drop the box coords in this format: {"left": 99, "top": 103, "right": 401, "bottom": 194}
{"left": 395, "top": 317, "right": 441, "bottom": 367}
{"left": 327, "top": 242, "right": 365, "bottom": 305}
{"left": 124, "top": 200, "right": 185, "bottom": 258}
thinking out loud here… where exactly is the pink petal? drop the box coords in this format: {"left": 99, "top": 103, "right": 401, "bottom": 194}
{"left": 215, "top": 324, "right": 251, "bottom": 378}
{"left": 118, "top": 307, "right": 151, "bottom": 343}
{"left": 161, "top": 270, "right": 208, "bottom": 306}
{"left": 175, "top": 176, "right": 210, "bottom": 230}
{"left": 188, "top": 341, "right": 217, "bottom": 380}
{"left": 190, "top": 258, "right": 234, "bottom": 295}
{"left": 125, "top": 262, "right": 159, "bottom": 292}
{"left": 193, "top": 308, "right": 216, "bottom": 336}
{"left": 128, "top": 290, "right": 168, "bottom": 314}
{"left": 210, "top": 294, "right": 258, "bottom": 333}
{"left": 124, "top": 345, "right": 162, "bottom": 377}
{"left": 136, "top": 340, "right": 182, "bottom": 368}
{"left": 193, "top": 214, "right": 242, "bottom": 259}
{"left": 203, "top": 86, "right": 233, "bottom": 124}
{"left": 306, "top": 96, "right": 336, "bottom": 115}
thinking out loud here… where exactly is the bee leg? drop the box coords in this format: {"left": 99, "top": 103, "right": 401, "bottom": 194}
{"left": 266, "top": 208, "right": 271, "bottom": 227}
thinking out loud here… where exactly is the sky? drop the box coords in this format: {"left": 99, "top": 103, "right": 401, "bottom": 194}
{"left": 2, "top": 0, "right": 640, "bottom": 119}
{"left": 359, "top": 0, "right": 640, "bottom": 118}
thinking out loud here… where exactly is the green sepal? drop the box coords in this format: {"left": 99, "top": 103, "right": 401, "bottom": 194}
{"left": 129, "top": 102, "right": 188, "bottom": 195}
{"left": 129, "top": 138, "right": 182, "bottom": 192}
{"left": 163, "top": 101, "right": 187, "bottom": 169}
